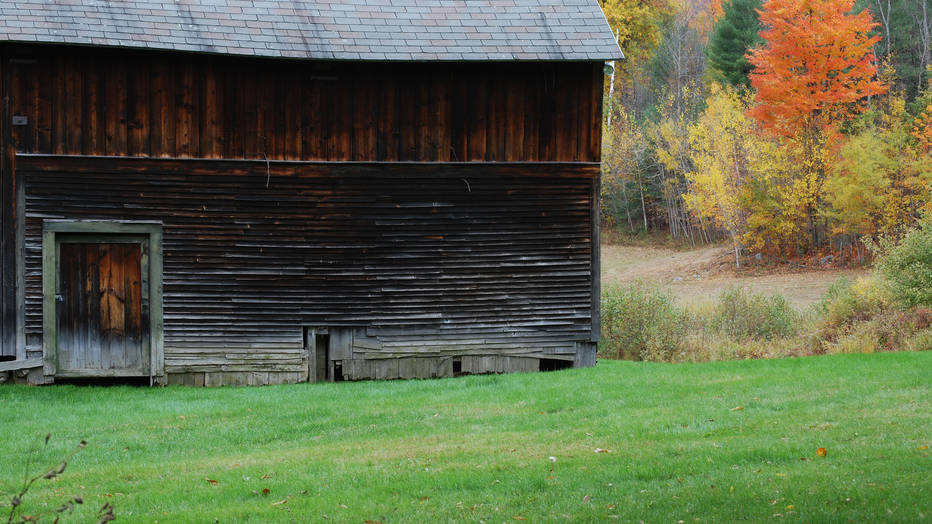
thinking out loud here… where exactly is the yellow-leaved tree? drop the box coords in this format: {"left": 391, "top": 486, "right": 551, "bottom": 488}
{"left": 826, "top": 95, "right": 932, "bottom": 261}
{"left": 602, "top": 107, "right": 649, "bottom": 232}
{"left": 684, "top": 85, "right": 754, "bottom": 267}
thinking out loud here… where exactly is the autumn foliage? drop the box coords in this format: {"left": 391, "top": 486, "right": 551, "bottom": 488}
{"left": 599, "top": 0, "right": 931, "bottom": 263}
{"left": 748, "top": 0, "right": 888, "bottom": 136}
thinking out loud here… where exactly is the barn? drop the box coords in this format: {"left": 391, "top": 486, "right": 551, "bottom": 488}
{"left": 0, "top": 0, "right": 622, "bottom": 385}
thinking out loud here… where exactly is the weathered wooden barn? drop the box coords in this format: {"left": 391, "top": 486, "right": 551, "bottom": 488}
{"left": 0, "top": 0, "right": 621, "bottom": 385}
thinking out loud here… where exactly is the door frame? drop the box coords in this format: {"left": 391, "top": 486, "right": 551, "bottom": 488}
{"left": 42, "top": 221, "right": 164, "bottom": 382}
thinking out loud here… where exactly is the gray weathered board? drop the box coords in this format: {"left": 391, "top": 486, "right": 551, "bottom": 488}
{"left": 18, "top": 156, "right": 597, "bottom": 383}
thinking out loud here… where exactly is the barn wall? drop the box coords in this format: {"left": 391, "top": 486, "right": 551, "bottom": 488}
{"left": 4, "top": 45, "right": 603, "bottom": 163}
{"left": 19, "top": 156, "right": 596, "bottom": 380}
{"left": 1, "top": 46, "right": 15, "bottom": 359}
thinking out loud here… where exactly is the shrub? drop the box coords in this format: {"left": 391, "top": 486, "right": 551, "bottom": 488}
{"left": 708, "top": 287, "right": 798, "bottom": 340}
{"left": 874, "top": 216, "right": 932, "bottom": 308}
{"left": 817, "top": 275, "right": 893, "bottom": 329}
{"left": 600, "top": 283, "right": 686, "bottom": 361}
{"left": 823, "top": 309, "right": 930, "bottom": 355}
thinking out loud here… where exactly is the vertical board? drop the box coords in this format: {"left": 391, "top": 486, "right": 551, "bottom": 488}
{"left": 3, "top": 46, "right": 605, "bottom": 163}
{"left": 0, "top": 49, "right": 14, "bottom": 357}
{"left": 57, "top": 241, "right": 144, "bottom": 373}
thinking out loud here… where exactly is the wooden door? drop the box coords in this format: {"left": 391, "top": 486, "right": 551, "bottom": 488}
{"left": 56, "top": 236, "right": 149, "bottom": 376}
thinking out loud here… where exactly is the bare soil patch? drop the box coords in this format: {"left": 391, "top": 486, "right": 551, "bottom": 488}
{"left": 601, "top": 243, "right": 866, "bottom": 309}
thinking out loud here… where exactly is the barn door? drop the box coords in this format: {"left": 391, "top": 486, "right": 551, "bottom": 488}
{"left": 54, "top": 235, "right": 149, "bottom": 376}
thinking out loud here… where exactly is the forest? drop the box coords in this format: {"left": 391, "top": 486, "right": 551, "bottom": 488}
{"left": 599, "top": 0, "right": 932, "bottom": 266}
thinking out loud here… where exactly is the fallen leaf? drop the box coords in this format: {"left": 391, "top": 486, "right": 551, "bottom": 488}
{"left": 178, "top": 415, "right": 186, "bottom": 420}
{"left": 271, "top": 499, "right": 288, "bottom": 506}
{"left": 594, "top": 448, "right": 612, "bottom": 454}
{"left": 364, "top": 521, "right": 383, "bottom": 524}
{"left": 731, "top": 406, "right": 744, "bottom": 411}
{"left": 261, "top": 488, "right": 270, "bottom": 496}
{"left": 919, "top": 445, "right": 928, "bottom": 450}
{"left": 205, "top": 479, "right": 218, "bottom": 485}
{"left": 583, "top": 495, "right": 591, "bottom": 503}
{"left": 513, "top": 517, "right": 527, "bottom": 521}
{"left": 817, "top": 447, "right": 828, "bottom": 457}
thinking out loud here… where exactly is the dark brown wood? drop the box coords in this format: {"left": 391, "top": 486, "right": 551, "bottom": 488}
{"left": 20, "top": 155, "right": 596, "bottom": 377}
{"left": 57, "top": 241, "right": 144, "bottom": 373}
{"left": 128, "top": 57, "right": 151, "bottom": 157}
{"left": 4, "top": 47, "right": 601, "bottom": 163}
{"left": 2, "top": 42, "right": 609, "bottom": 380}
{"left": 588, "top": 63, "right": 604, "bottom": 163}
{"left": 0, "top": 45, "right": 11, "bottom": 358}
{"left": 106, "top": 58, "right": 128, "bottom": 156}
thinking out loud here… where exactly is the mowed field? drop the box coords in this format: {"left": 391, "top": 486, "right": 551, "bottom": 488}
{"left": 601, "top": 243, "right": 866, "bottom": 309}
{"left": 1, "top": 353, "right": 930, "bottom": 522}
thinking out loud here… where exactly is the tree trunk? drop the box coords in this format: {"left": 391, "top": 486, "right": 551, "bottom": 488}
{"left": 621, "top": 181, "right": 634, "bottom": 233}
{"left": 731, "top": 232, "right": 741, "bottom": 269}
{"left": 638, "top": 173, "right": 648, "bottom": 232}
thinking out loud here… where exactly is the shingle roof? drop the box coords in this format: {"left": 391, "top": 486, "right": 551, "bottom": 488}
{"left": 0, "top": 0, "right": 623, "bottom": 61}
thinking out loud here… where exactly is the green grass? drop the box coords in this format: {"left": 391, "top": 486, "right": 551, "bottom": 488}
{"left": 2, "top": 353, "right": 930, "bottom": 523}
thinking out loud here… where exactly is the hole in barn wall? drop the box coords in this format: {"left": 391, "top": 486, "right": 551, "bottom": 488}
{"left": 539, "top": 358, "right": 572, "bottom": 372}
{"left": 0, "top": 356, "right": 15, "bottom": 362}
{"left": 333, "top": 361, "right": 344, "bottom": 382}
{"left": 452, "top": 358, "right": 462, "bottom": 375}
{"left": 314, "top": 333, "right": 330, "bottom": 382}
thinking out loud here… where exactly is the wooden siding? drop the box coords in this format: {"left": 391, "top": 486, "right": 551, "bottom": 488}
{"left": 19, "top": 156, "right": 596, "bottom": 379}
{"left": 1, "top": 50, "right": 15, "bottom": 358}
{"left": 3, "top": 45, "right": 603, "bottom": 163}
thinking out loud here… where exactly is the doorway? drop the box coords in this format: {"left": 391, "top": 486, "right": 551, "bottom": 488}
{"left": 42, "top": 222, "right": 163, "bottom": 380}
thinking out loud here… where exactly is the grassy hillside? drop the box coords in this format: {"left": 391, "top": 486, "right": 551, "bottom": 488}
{"left": 2, "top": 353, "right": 930, "bottom": 522}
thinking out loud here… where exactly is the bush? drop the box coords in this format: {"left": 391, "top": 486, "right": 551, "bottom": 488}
{"left": 600, "top": 283, "right": 686, "bottom": 361}
{"left": 817, "top": 275, "right": 893, "bottom": 329}
{"left": 824, "top": 309, "right": 932, "bottom": 355}
{"left": 874, "top": 216, "right": 932, "bottom": 308}
{"left": 708, "top": 287, "right": 798, "bottom": 340}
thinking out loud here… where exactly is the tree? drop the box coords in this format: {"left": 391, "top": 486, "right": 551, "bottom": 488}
{"left": 825, "top": 131, "right": 892, "bottom": 239}
{"left": 860, "top": 0, "right": 931, "bottom": 101}
{"left": 706, "top": 0, "right": 763, "bottom": 88}
{"left": 748, "top": 0, "right": 888, "bottom": 136}
{"left": 684, "top": 85, "right": 755, "bottom": 266}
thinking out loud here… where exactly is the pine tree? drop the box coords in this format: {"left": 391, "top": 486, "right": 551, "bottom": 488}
{"left": 705, "top": 0, "right": 763, "bottom": 88}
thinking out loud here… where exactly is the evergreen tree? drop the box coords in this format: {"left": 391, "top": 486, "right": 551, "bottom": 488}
{"left": 705, "top": 0, "right": 763, "bottom": 88}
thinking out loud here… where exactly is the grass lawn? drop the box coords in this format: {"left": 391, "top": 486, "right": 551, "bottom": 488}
{"left": 1, "top": 352, "right": 930, "bottom": 523}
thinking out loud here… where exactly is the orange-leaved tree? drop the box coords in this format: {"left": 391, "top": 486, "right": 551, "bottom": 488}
{"left": 747, "top": 0, "right": 887, "bottom": 136}
{"left": 746, "top": 0, "right": 888, "bottom": 252}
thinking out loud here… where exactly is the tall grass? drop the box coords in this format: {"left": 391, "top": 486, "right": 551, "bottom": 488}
{"left": 600, "top": 279, "right": 932, "bottom": 363}
{"left": 600, "top": 283, "right": 686, "bottom": 361}
{"left": 708, "top": 287, "right": 798, "bottom": 340}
